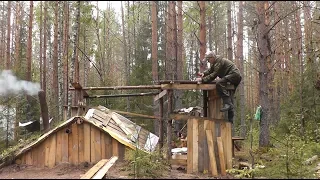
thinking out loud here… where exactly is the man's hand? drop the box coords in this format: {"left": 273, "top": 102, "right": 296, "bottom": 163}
{"left": 195, "top": 77, "right": 202, "bottom": 84}
{"left": 197, "top": 72, "right": 204, "bottom": 77}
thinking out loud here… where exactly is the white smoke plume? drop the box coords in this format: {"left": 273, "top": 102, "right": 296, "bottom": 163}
{"left": 0, "top": 70, "right": 41, "bottom": 96}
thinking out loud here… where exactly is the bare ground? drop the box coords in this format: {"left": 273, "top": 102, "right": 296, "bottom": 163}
{"left": 0, "top": 160, "right": 235, "bottom": 179}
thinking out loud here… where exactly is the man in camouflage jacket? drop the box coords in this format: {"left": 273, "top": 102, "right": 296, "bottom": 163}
{"left": 196, "top": 51, "right": 242, "bottom": 123}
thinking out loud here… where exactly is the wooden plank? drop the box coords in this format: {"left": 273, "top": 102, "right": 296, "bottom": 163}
{"left": 154, "top": 89, "right": 167, "bottom": 102}
{"left": 90, "top": 125, "right": 96, "bottom": 163}
{"left": 32, "top": 145, "right": 38, "bottom": 166}
{"left": 92, "top": 156, "right": 118, "bottom": 179}
{"left": 198, "top": 119, "right": 204, "bottom": 172}
{"left": 21, "top": 154, "right": 26, "bottom": 165}
{"left": 101, "top": 131, "right": 106, "bottom": 159}
{"left": 169, "top": 113, "right": 225, "bottom": 122}
{"left": 48, "top": 133, "right": 57, "bottom": 168}
{"left": 37, "top": 141, "right": 45, "bottom": 168}
{"left": 111, "top": 110, "right": 158, "bottom": 120}
{"left": 192, "top": 119, "right": 199, "bottom": 173}
{"left": 78, "top": 123, "right": 85, "bottom": 163}
{"left": 72, "top": 122, "right": 79, "bottom": 165}
{"left": 111, "top": 113, "right": 132, "bottom": 136}
{"left": 112, "top": 138, "right": 119, "bottom": 157}
{"left": 203, "top": 120, "right": 209, "bottom": 172}
{"left": 118, "top": 143, "right": 125, "bottom": 160}
{"left": 80, "top": 159, "right": 109, "bottom": 179}
{"left": 56, "top": 129, "right": 63, "bottom": 164}
{"left": 105, "top": 133, "right": 113, "bottom": 159}
{"left": 25, "top": 151, "right": 32, "bottom": 165}
{"left": 68, "top": 125, "right": 73, "bottom": 163}
{"left": 220, "top": 122, "right": 232, "bottom": 170}
{"left": 187, "top": 118, "right": 193, "bottom": 174}
{"left": 83, "top": 123, "right": 91, "bottom": 163}
{"left": 217, "top": 137, "right": 226, "bottom": 176}
{"left": 94, "top": 128, "right": 102, "bottom": 163}
{"left": 161, "top": 83, "right": 216, "bottom": 90}
{"left": 45, "top": 137, "right": 50, "bottom": 167}
{"left": 206, "top": 130, "right": 218, "bottom": 177}
{"left": 61, "top": 127, "right": 69, "bottom": 163}
{"left": 225, "top": 122, "right": 232, "bottom": 170}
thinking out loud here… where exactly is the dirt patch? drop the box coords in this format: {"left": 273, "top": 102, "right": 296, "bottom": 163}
{"left": 0, "top": 161, "right": 235, "bottom": 179}
{"left": 0, "top": 163, "right": 91, "bottom": 179}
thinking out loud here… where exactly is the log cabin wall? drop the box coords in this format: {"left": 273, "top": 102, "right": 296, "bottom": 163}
{"left": 17, "top": 121, "right": 127, "bottom": 168}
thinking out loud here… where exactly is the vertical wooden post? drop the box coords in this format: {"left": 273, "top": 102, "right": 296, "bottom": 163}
{"left": 167, "top": 90, "right": 173, "bottom": 162}
{"left": 159, "top": 97, "right": 164, "bottom": 151}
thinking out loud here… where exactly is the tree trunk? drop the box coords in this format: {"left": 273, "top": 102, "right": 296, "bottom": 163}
{"left": 52, "top": 1, "right": 59, "bottom": 122}
{"left": 256, "top": 1, "right": 271, "bottom": 147}
{"left": 151, "top": 1, "right": 159, "bottom": 137}
{"left": 63, "top": 1, "right": 69, "bottom": 119}
{"left": 236, "top": 1, "right": 246, "bottom": 138}
{"left": 6, "top": 1, "right": 11, "bottom": 70}
{"left": 43, "top": 1, "right": 48, "bottom": 96}
{"left": 199, "top": 1, "right": 206, "bottom": 72}
{"left": 39, "top": 1, "right": 43, "bottom": 89}
{"left": 38, "top": 90, "right": 50, "bottom": 132}
{"left": 227, "top": 1, "right": 232, "bottom": 61}
{"left": 121, "top": 1, "right": 130, "bottom": 111}
{"left": 26, "top": 1, "right": 33, "bottom": 81}
{"left": 71, "top": 1, "right": 81, "bottom": 106}
{"left": 303, "top": 1, "right": 312, "bottom": 64}
{"left": 13, "top": 1, "right": 21, "bottom": 141}
{"left": 293, "top": 1, "right": 304, "bottom": 137}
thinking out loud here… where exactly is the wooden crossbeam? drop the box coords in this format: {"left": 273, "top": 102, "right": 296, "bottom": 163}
{"left": 169, "top": 113, "right": 225, "bottom": 123}
{"left": 86, "top": 92, "right": 159, "bottom": 98}
{"left": 154, "top": 89, "right": 167, "bottom": 102}
{"left": 70, "top": 85, "right": 162, "bottom": 91}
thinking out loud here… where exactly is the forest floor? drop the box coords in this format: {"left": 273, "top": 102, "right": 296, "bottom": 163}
{"left": 0, "top": 141, "right": 251, "bottom": 179}
{"left": 0, "top": 161, "right": 236, "bottom": 179}
{"left": 0, "top": 158, "right": 238, "bottom": 179}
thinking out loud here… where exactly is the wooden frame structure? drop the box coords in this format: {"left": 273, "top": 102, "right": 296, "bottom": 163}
{"left": 67, "top": 80, "right": 234, "bottom": 176}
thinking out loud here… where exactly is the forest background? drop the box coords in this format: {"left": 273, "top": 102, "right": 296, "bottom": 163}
{"left": 0, "top": 1, "right": 320, "bottom": 178}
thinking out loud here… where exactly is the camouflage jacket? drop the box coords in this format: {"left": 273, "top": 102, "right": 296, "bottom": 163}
{"left": 202, "top": 55, "right": 241, "bottom": 83}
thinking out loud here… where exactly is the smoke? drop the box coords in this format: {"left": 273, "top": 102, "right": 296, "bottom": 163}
{"left": 0, "top": 70, "right": 41, "bottom": 96}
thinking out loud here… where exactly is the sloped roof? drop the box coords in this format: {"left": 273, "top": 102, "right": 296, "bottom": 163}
{"left": 12, "top": 106, "right": 159, "bottom": 161}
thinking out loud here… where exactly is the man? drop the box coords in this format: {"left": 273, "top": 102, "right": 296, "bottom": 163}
{"left": 196, "top": 51, "right": 242, "bottom": 122}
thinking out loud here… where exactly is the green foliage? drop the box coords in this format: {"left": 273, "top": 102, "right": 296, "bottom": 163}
{"left": 124, "top": 148, "right": 169, "bottom": 178}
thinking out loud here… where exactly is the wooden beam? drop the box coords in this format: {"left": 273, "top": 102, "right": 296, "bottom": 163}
{"left": 153, "top": 89, "right": 167, "bottom": 102}
{"left": 169, "top": 113, "right": 226, "bottom": 123}
{"left": 161, "top": 83, "right": 216, "bottom": 90}
{"left": 110, "top": 109, "right": 158, "bottom": 119}
{"left": 92, "top": 156, "right": 118, "bottom": 179}
{"left": 86, "top": 92, "right": 159, "bottom": 98}
{"left": 70, "top": 85, "right": 162, "bottom": 91}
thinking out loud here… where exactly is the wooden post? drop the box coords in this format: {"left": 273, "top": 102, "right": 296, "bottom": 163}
{"left": 159, "top": 97, "right": 164, "bottom": 151}
{"left": 167, "top": 90, "right": 173, "bottom": 162}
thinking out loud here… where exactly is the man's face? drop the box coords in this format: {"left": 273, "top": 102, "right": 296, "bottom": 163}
{"left": 206, "top": 57, "right": 215, "bottom": 64}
